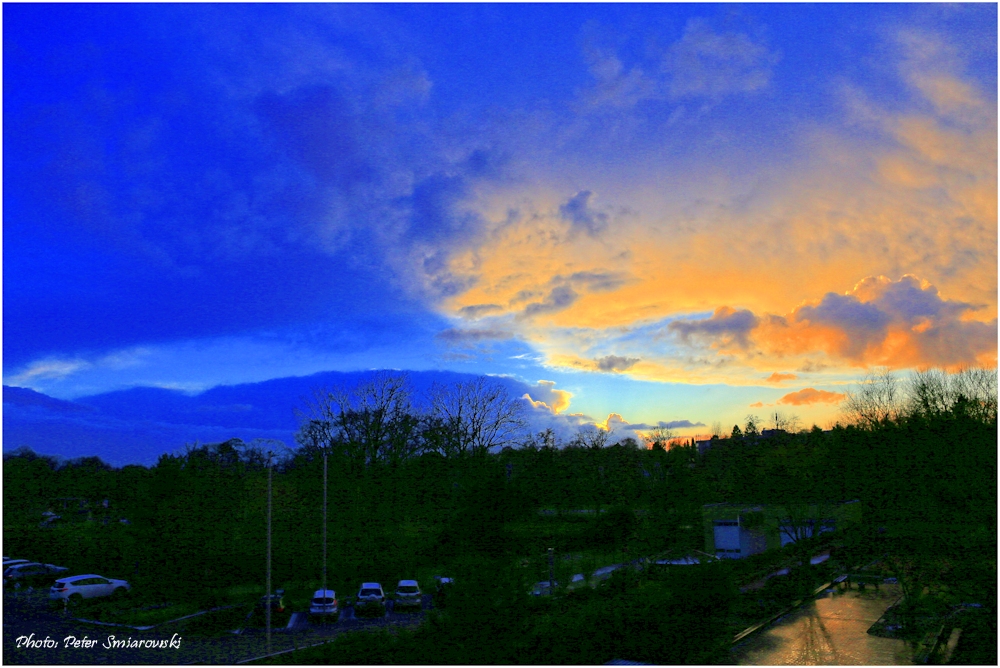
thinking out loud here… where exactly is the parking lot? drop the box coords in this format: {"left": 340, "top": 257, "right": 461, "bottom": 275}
{"left": 3, "top": 589, "right": 433, "bottom": 664}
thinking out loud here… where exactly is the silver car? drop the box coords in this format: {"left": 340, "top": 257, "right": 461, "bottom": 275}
{"left": 355, "top": 582, "right": 386, "bottom": 615}
{"left": 309, "top": 589, "right": 338, "bottom": 616}
{"left": 394, "top": 580, "right": 422, "bottom": 610}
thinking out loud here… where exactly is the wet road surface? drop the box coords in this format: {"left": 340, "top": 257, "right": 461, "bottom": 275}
{"left": 733, "top": 584, "right": 913, "bottom": 665}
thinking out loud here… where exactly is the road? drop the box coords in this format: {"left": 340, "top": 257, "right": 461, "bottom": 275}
{"left": 732, "top": 584, "right": 913, "bottom": 665}
{"left": 3, "top": 591, "right": 429, "bottom": 665}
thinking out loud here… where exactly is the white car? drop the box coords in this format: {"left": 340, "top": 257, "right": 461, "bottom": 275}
{"left": 3, "top": 559, "right": 30, "bottom": 568}
{"left": 49, "top": 574, "right": 130, "bottom": 602}
{"left": 309, "top": 589, "right": 338, "bottom": 616}
{"left": 394, "top": 580, "right": 422, "bottom": 610}
{"left": 355, "top": 582, "right": 386, "bottom": 614}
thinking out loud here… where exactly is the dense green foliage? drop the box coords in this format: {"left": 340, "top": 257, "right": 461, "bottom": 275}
{"left": 4, "top": 369, "right": 996, "bottom": 663}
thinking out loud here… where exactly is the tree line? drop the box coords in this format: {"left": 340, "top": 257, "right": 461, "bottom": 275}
{"left": 3, "top": 367, "right": 995, "bottom": 662}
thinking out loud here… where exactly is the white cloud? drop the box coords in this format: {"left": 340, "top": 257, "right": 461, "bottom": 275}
{"left": 664, "top": 18, "right": 779, "bottom": 100}
{"left": 9, "top": 358, "right": 91, "bottom": 385}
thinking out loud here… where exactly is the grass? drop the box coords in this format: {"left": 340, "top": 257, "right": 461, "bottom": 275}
{"left": 67, "top": 595, "right": 200, "bottom": 626}
{"left": 164, "top": 605, "right": 254, "bottom": 637}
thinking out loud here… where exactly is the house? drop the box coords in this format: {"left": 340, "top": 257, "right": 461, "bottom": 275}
{"left": 702, "top": 500, "right": 861, "bottom": 559}
{"left": 694, "top": 438, "right": 714, "bottom": 455}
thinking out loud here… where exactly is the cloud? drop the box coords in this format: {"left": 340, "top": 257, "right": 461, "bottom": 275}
{"left": 437, "top": 18, "right": 994, "bottom": 392}
{"left": 657, "top": 419, "right": 706, "bottom": 430}
{"left": 579, "top": 26, "right": 655, "bottom": 109}
{"left": 256, "top": 85, "right": 374, "bottom": 192}
{"left": 520, "top": 407, "right": 595, "bottom": 445}
{"left": 523, "top": 285, "right": 580, "bottom": 318}
{"left": 398, "top": 170, "right": 481, "bottom": 247}
{"left": 560, "top": 191, "right": 609, "bottom": 237}
{"left": 749, "top": 401, "right": 765, "bottom": 408}
{"left": 542, "top": 353, "right": 643, "bottom": 375}
{"left": 601, "top": 412, "right": 630, "bottom": 432}
{"left": 663, "top": 18, "right": 779, "bottom": 100}
{"left": 436, "top": 328, "right": 513, "bottom": 344}
{"left": 9, "top": 358, "right": 91, "bottom": 384}
{"left": 564, "top": 271, "right": 630, "bottom": 293}
{"left": 457, "top": 304, "right": 503, "bottom": 319}
{"left": 663, "top": 275, "right": 996, "bottom": 374}
{"left": 775, "top": 275, "right": 997, "bottom": 368}
{"left": 521, "top": 380, "right": 573, "bottom": 414}
{"left": 777, "top": 388, "right": 846, "bottom": 406}
{"left": 797, "top": 361, "right": 828, "bottom": 373}
{"left": 669, "top": 306, "right": 760, "bottom": 348}
{"left": 595, "top": 355, "right": 641, "bottom": 372}
{"left": 596, "top": 415, "right": 706, "bottom": 433}
{"left": 579, "top": 16, "right": 778, "bottom": 109}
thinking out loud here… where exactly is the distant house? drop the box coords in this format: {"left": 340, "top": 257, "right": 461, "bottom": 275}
{"left": 702, "top": 501, "right": 861, "bottom": 559}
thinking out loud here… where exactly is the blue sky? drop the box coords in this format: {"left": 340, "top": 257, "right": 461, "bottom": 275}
{"left": 4, "top": 4, "right": 997, "bottom": 445}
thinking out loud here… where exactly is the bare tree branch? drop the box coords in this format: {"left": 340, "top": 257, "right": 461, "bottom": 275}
{"left": 429, "top": 377, "right": 525, "bottom": 457}
{"left": 842, "top": 367, "right": 901, "bottom": 429}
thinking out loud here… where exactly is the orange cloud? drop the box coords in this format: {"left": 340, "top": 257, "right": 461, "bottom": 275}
{"left": 759, "top": 275, "right": 997, "bottom": 370}
{"left": 777, "top": 388, "right": 846, "bottom": 406}
{"left": 426, "top": 33, "right": 995, "bottom": 387}
{"left": 522, "top": 380, "right": 572, "bottom": 414}
{"left": 749, "top": 401, "right": 765, "bottom": 408}
{"left": 602, "top": 412, "right": 629, "bottom": 431}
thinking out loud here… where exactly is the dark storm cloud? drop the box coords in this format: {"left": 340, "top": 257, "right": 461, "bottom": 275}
{"left": 3, "top": 4, "right": 429, "bottom": 369}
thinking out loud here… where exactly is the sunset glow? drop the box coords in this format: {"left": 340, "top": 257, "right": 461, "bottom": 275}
{"left": 4, "top": 4, "right": 996, "bottom": 455}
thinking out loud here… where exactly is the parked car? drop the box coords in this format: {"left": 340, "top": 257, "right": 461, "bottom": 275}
{"left": 259, "top": 589, "right": 286, "bottom": 612}
{"left": 530, "top": 580, "right": 559, "bottom": 596}
{"left": 309, "top": 589, "right": 338, "bottom": 617}
{"left": 355, "top": 582, "right": 386, "bottom": 615}
{"left": 49, "top": 574, "right": 130, "bottom": 602}
{"left": 4, "top": 563, "right": 68, "bottom": 586}
{"left": 393, "top": 580, "right": 422, "bottom": 610}
{"left": 3, "top": 558, "right": 30, "bottom": 568}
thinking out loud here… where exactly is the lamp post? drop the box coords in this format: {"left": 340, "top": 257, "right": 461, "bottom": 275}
{"left": 548, "top": 547, "right": 554, "bottom": 594}
{"left": 266, "top": 452, "right": 273, "bottom": 656}
{"left": 322, "top": 451, "right": 328, "bottom": 626}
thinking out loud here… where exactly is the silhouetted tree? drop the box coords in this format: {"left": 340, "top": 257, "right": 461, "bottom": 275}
{"left": 842, "top": 367, "right": 902, "bottom": 428}
{"left": 429, "top": 377, "right": 526, "bottom": 457}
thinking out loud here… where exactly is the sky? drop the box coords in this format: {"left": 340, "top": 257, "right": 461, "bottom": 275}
{"left": 4, "top": 3, "right": 997, "bottom": 447}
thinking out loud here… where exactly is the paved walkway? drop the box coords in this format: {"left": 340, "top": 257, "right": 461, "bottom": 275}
{"left": 733, "top": 584, "right": 913, "bottom": 665}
